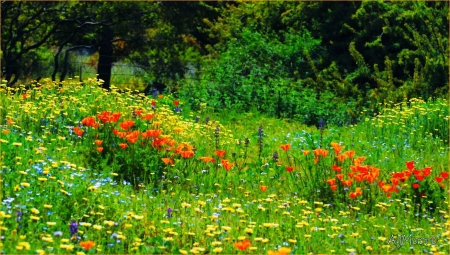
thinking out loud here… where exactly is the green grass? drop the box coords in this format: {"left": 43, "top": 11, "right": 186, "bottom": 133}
{"left": 0, "top": 78, "right": 449, "bottom": 254}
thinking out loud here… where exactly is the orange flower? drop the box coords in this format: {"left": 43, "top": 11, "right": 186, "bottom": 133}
{"left": 234, "top": 239, "right": 251, "bottom": 251}
{"left": 180, "top": 150, "right": 195, "bottom": 159}
{"left": 260, "top": 185, "right": 268, "bottom": 192}
{"left": 216, "top": 150, "right": 226, "bottom": 158}
{"left": 134, "top": 109, "right": 144, "bottom": 116}
{"left": 2, "top": 130, "right": 10, "bottom": 135}
{"left": 336, "top": 153, "right": 348, "bottom": 162}
{"left": 341, "top": 179, "right": 353, "bottom": 187}
{"left": 327, "top": 178, "right": 336, "bottom": 186}
{"left": 96, "top": 147, "right": 103, "bottom": 153}
{"left": 74, "top": 127, "right": 84, "bottom": 136}
{"left": 313, "top": 148, "right": 328, "bottom": 157}
{"left": 119, "top": 143, "right": 128, "bottom": 149}
{"left": 330, "top": 185, "right": 338, "bottom": 191}
{"left": 331, "top": 165, "right": 342, "bottom": 172}
{"left": 22, "top": 93, "right": 28, "bottom": 99}
{"left": 81, "top": 116, "right": 97, "bottom": 127}
{"left": 141, "top": 113, "right": 155, "bottom": 121}
{"left": 336, "top": 174, "right": 344, "bottom": 181}
{"left": 95, "top": 140, "right": 103, "bottom": 146}
{"left": 80, "top": 241, "right": 95, "bottom": 250}
{"left": 344, "top": 150, "right": 355, "bottom": 158}
{"left": 120, "top": 120, "right": 135, "bottom": 130}
{"left": 198, "top": 156, "right": 215, "bottom": 163}
{"left": 353, "top": 156, "right": 366, "bottom": 166}
{"left": 280, "top": 144, "right": 291, "bottom": 152}
{"left": 303, "top": 150, "right": 310, "bottom": 156}
{"left": 162, "top": 158, "right": 174, "bottom": 165}
{"left": 330, "top": 142, "right": 345, "bottom": 155}
{"left": 221, "top": 160, "right": 233, "bottom": 171}
{"left": 285, "top": 166, "right": 294, "bottom": 173}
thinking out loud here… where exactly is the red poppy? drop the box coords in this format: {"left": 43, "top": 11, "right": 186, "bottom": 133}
{"left": 412, "top": 183, "right": 419, "bottom": 189}
{"left": 406, "top": 161, "right": 414, "bottom": 171}
{"left": 285, "top": 166, "right": 294, "bottom": 173}
{"left": 234, "top": 240, "right": 251, "bottom": 251}
{"left": 173, "top": 100, "right": 180, "bottom": 106}
{"left": 280, "top": 144, "right": 291, "bottom": 152}
{"left": 422, "top": 167, "right": 432, "bottom": 177}
{"left": 260, "top": 185, "right": 268, "bottom": 192}
{"left": 216, "top": 150, "right": 226, "bottom": 158}
{"left": 151, "top": 101, "right": 156, "bottom": 106}
{"left": 415, "top": 175, "right": 424, "bottom": 181}
{"left": 80, "top": 241, "right": 95, "bottom": 250}
{"left": 441, "top": 172, "right": 449, "bottom": 179}
{"left": 332, "top": 165, "right": 342, "bottom": 172}
{"left": 435, "top": 177, "right": 444, "bottom": 183}
{"left": 96, "top": 147, "right": 103, "bottom": 153}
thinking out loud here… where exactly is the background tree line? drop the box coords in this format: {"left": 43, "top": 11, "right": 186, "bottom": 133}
{"left": 1, "top": 1, "right": 448, "bottom": 125}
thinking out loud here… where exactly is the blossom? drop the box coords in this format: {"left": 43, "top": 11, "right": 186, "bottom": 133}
{"left": 285, "top": 166, "right": 294, "bottom": 173}
{"left": 161, "top": 158, "right": 174, "bottom": 165}
{"left": 260, "top": 185, "right": 268, "bottom": 192}
{"left": 96, "top": 147, "right": 104, "bottom": 153}
{"left": 280, "top": 144, "right": 291, "bottom": 152}
{"left": 69, "top": 221, "right": 78, "bottom": 236}
{"left": 406, "top": 161, "right": 415, "bottom": 170}
{"left": 303, "top": 150, "right": 310, "bottom": 156}
{"left": 95, "top": 140, "right": 103, "bottom": 146}
{"left": 216, "top": 150, "right": 226, "bottom": 158}
{"left": 120, "top": 120, "right": 135, "bottom": 131}
{"left": 330, "top": 142, "right": 345, "bottom": 155}
{"left": 233, "top": 240, "right": 251, "bottom": 251}
{"left": 119, "top": 143, "right": 128, "bottom": 149}
{"left": 73, "top": 127, "right": 84, "bottom": 136}
{"left": 332, "top": 165, "right": 342, "bottom": 172}
{"left": 412, "top": 183, "right": 419, "bottom": 189}
{"left": 80, "top": 241, "right": 95, "bottom": 250}
{"left": 441, "top": 172, "right": 449, "bottom": 179}
{"left": 174, "top": 100, "right": 180, "bottom": 106}
{"left": 221, "top": 160, "right": 233, "bottom": 171}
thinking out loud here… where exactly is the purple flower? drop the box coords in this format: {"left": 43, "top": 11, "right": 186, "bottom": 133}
{"left": 272, "top": 152, "right": 279, "bottom": 162}
{"left": 205, "top": 117, "right": 210, "bottom": 125}
{"left": 195, "top": 116, "right": 200, "bottom": 123}
{"left": 167, "top": 208, "right": 173, "bottom": 218}
{"left": 69, "top": 221, "right": 78, "bottom": 236}
{"left": 16, "top": 211, "right": 22, "bottom": 221}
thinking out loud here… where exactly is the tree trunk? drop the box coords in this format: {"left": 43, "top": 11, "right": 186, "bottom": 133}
{"left": 97, "top": 26, "right": 114, "bottom": 90}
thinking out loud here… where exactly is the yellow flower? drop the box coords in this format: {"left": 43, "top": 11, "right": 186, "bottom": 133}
{"left": 378, "top": 236, "right": 387, "bottom": 242}
{"left": 30, "top": 216, "right": 39, "bottom": 221}
{"left": 179, "top": 249, "right": 188, "bottom": 254}
{"left": 212, "top": 247, "right": 223, "bottom": 253}
{"left": 18, "top": 242, "right": 30, "bottom": 250}
{"left": 46, "top": 222, "right": 56, "bottom": 226}
{"left": 93, "top": 225, "right": 102, "bottom": 230}
{"left": 21, "top": 182, "right": 30, "bottom": 187}
{"left": 366, "top": 246, "right": 373, "bottom": 251}
{"left": 44, "top": 204, "right": 52, "bottom": 209}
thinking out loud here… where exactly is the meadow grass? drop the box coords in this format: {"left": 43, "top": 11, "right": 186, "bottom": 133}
{"left": 0, "top": 78, "right": 449, "bottom": 254}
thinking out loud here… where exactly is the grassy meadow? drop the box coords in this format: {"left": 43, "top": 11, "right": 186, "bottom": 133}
{"left": 0, "top": 78, "right": 449, "bottom": 254}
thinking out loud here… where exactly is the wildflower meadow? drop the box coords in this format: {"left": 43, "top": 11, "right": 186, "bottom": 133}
{"left": 0, "top": 78, "right": 449, "bottom": 255}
